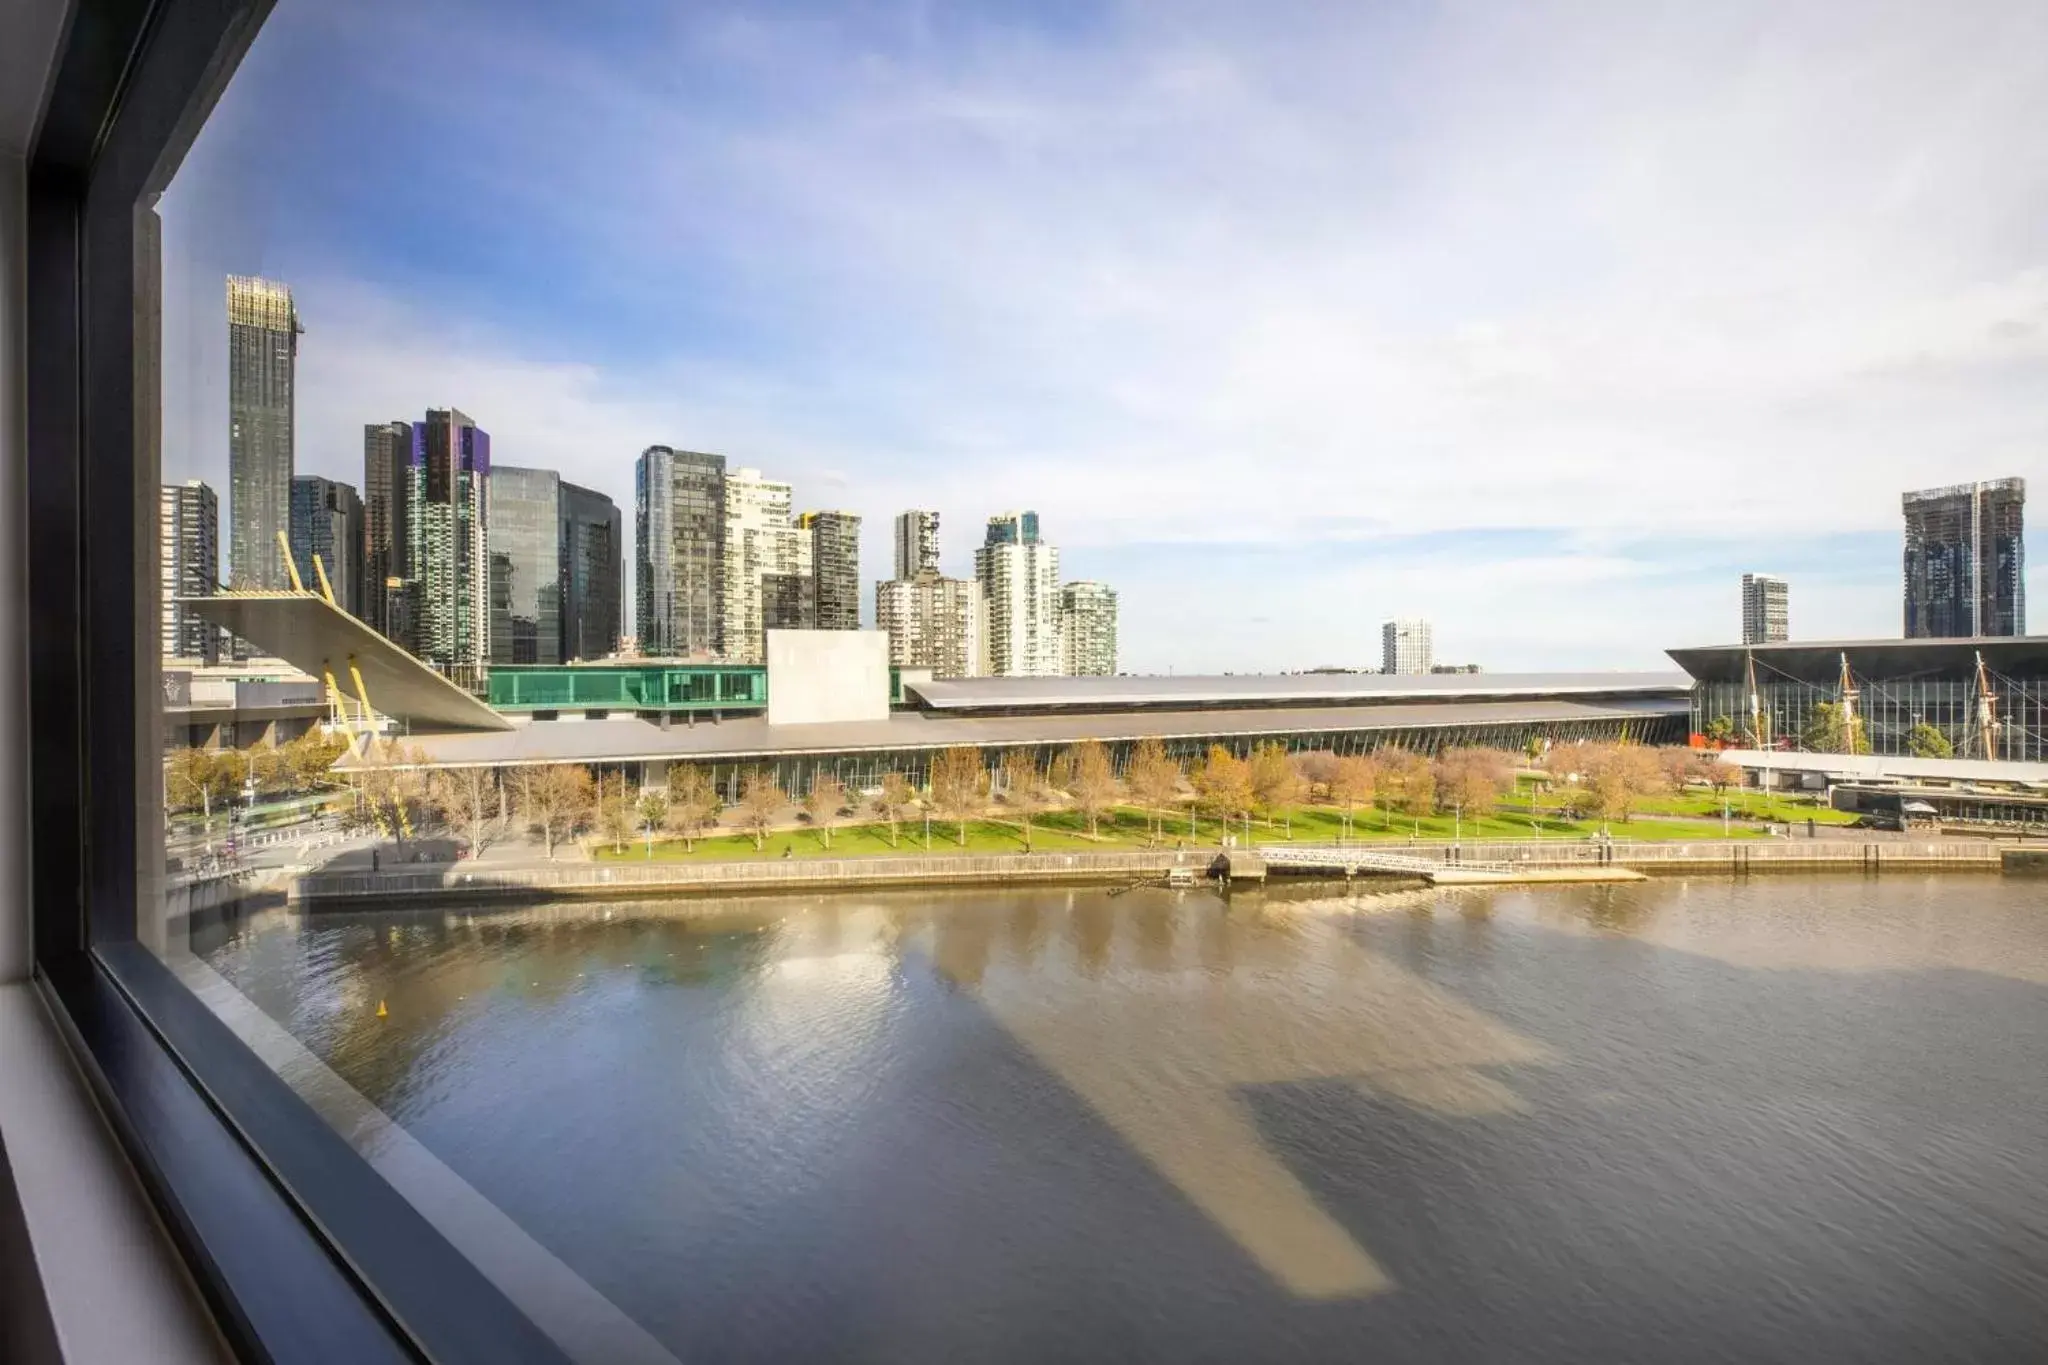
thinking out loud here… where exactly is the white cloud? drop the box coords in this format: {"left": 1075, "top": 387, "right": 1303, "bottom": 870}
{"left": 155, "top": 0, "right": 2048, "bottom": 668}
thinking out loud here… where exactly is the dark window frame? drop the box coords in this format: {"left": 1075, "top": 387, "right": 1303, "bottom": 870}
{"left": 25, "top": 3, "right": 571, "bottom": 1360}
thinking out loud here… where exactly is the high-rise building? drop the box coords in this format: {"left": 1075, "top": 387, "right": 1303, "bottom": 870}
{"left": 1059, "top": 581, "right": 1118, "bottom": 676}
{"left": 1381, "top": 619, "right": 1433, "bottom": 675}
{"left": 876, "top": 573, "right": 985, "bottom": 678}
{"left": 363, "top": 420, "right": 413, "bottom": 637}
{"left": 486, "top": 465, "right": 564, "bottom": 665}
{"left": 635, "top": 446, "right": 725, "bottom": 657}
{"left": 893, "top": 510, "right": 940, "bottom": 580}
{"left": 408, "top": 408, "right": 491, "bottom": 672}
{"left": 975, "top": 511, "right": 1060, "bottom": 676}
{"left": 762, "top": 572, "right": 817, "bottom": 634}
{"left": 1740, "top": 573, "right": 1789, "bottom": 645}
{"left": 159, "top": 480, "right": 219, "bottom": 664}
{"left": 226, "top": 276, "right": 300, "bottom": 589}
{"left": 382, "top": 578, "right": 423, "bottom": 657}
{"left": 1904, "top": 479, "right": 2026, "bottom": 638}
{"left": 561, "top": 481, "right": 622, "bottom": 661}
{"left": 799, "top": 510, "right": 862, "bottom": 630}
{"left": 288, "top": 476, "right": 364, "bottom": 615}
{"left": 722, "top": 468, "right": 809, "bottom": 664}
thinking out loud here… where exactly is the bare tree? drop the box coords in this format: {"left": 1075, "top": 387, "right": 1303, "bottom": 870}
{"left": 1001, "top": 751, "right": 1047, "bottom": 850}
{"left": 1378, "top": 747, "right": 1437, "bottom": 820}
{"left": 362, "top": 743, "right": 438, "bottom": 854}
{"left": 1126, "top": 737, "right": 1182, "bottom": 841}
{"left": 1045, "top": 748, "right": 1074, "bottom": 797}
{"left": 524, "top": 764, "right": 595, "bottom": 858}
{"left": 431, "top": 765, "right": 496, "bottom": 858}
{"left": 1294, "top": 750, "right": 1341, "bottom": 803}
{"left": 805, "top": 774, "right": 845, "bottom": 850}
{"left": 1066, "top": 740, "right": 1119, "bottom": 837}
{"left": 1577, "top": 743, "right": 1668, "bottom": 824}
{"left": 1433, "top": 747, "right": 1514, "bottom": 822}
{"left": 929, "top": 746, "right": 988, "bottom": 846}
{"left": 597, "top": 783, "right": 635, "bottom": 853}
{"left": 738, "top": 771, "right": 785, "bottom": 852}
{"left": 1704, "top": 756, "right": 1737, "bottom": 800}
{"left": 1327, "top": 754, "right": 1380, "bottom": 840}
{"left": 636, "top": 789, "right": 669, "bottom": 856}
{"left": 873, "top": 771, "right": 914, "bottom": 848}
{"left": 665, "top": 764, "right": 719, "bottom": 852}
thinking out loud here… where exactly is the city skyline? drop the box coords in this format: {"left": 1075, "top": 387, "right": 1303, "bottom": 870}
{"left": 156, "top": 0, "right": 2048, "bottom": 672}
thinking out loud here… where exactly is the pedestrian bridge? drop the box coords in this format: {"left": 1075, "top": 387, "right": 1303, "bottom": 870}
{"left": 1256, "top": 845, "right": 1509, "bottom": 879}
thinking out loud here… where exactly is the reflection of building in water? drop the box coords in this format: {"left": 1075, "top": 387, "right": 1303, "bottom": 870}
{"left": 917, "top": 891, "right": 1554, "bottom": 1301}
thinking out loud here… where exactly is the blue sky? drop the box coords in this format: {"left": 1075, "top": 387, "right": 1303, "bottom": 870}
{"left": 157, "top": 0, "right": 2048, "bottom": 671}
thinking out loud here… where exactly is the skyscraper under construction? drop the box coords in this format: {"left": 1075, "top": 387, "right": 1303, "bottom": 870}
{"left": 1903, "top": 479, "right": 2025, "bottom": 639}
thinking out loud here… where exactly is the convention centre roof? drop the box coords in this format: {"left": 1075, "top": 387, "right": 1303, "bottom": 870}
{"left": 905, "top": 671, "right": 1688, "bottom": 712}
{"left": 182, "top": 593, "right": 511, "bottom": 732}
{"left": 1668, "top": 637, "right": 2048, "bottom": 684}
{"left": 339, "top": 694, "right": 1687, "bottom": 771}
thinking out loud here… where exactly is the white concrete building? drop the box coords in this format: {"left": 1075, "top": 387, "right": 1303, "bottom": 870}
{"left": 1059, "top": 580, "right": 1118, "bottom": 676}
{"left": 975, "top": 512, "right": 1061, "bottom": 677}
{"left": 1382, "top": 618, "right": 1434, "bottom": 675}
{"left": 1741, "top": 573, "right": 1789, "bottom": 645}
{"left": 721, "top": 467, "right": 809, "bottom": 665}
{"left": 877, "top": 572, "right": 985, "bottom": 678}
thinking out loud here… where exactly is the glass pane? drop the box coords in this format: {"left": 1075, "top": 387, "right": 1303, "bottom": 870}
{"left": 135, "top": 0, "right": 2048, "bottom": 1359}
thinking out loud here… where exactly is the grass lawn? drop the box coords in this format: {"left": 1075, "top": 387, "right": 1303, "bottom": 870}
{"left": 591, "top": 800, "right": 1781, "bottom": 862}
{"left": 590, "top": 817, "right": 1133, "bottom": 862}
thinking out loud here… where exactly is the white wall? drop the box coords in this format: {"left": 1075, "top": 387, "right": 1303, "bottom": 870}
{"left": 765, "top": 630, "right": 891, "bottom": 726}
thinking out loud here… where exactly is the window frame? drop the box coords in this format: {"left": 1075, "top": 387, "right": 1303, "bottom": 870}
{"left": 25, "top": 3, "right": 573, "bottom": 1360}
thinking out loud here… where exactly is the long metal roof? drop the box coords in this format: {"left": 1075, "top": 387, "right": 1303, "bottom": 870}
{"left": 182, "top": 593, "right": 512, "bottom": 731}
{"left": 1667, "top": 636, "right": 2048, "bottom": 684}
{"left": 906, "top": 671, "right": 1688, "bottom": 712}
{"left": 339, "top": 695, "right": 1687, "bottom": 770}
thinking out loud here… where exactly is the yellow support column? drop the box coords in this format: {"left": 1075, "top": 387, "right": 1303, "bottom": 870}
{"left": 276, "top": 530, "right": 306, "bottom": 593}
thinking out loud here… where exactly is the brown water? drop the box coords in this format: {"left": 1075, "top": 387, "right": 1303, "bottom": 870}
{"left": 197, "top": 876, "right": 2048, "bottom": 1363}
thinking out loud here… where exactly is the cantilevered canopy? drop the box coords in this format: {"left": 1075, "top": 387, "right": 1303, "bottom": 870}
{"left": 181, "top": 592, "right": 511, "bottom": 732}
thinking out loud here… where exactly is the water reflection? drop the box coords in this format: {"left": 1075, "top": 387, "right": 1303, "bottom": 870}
{"left": 195, "top": 878, "right": 2048, "bottom": 1363}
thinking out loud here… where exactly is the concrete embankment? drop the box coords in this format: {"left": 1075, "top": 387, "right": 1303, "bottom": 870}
{"left": 290, "top": 849, "right": 1210, "bottom": 907}
{"left": 281, "top": 839, "right": 2018, "bottom": 908}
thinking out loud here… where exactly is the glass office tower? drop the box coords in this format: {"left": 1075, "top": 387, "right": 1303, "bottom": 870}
{"left": 225, "top": 275, "right": 300, "bottom": 589}
{"left": 487, "top": 465, "right": 562, "bottom": 665}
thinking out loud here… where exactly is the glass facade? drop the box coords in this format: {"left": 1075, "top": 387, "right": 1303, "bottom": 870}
{"left": 1690, "top": 675, "right": 2048, "bottom": 762}
{"left": 486, "top": 465, "right": 562, "bottom": 665}
{"left": 362, "top": 419, "right": 412, "bottom": 637}
{"left": 638, "top": 710, "right": 1680, "bottom": 803}
{"left": 408, "top": 408, "right": 491, "bottom": 671}
{"left": 562, "top": 480, "right": 623, "bottom": 661}
{"left": 635, "top": 446, "right": 726, "bottom": 657}
{"left": 490, "top": 663, "right": 769, "bottom": 711}
{"left": 225, "top": 275, "right": 299, "bottom": 589}
{"left": 288, "top": 475, "right": 363, "bottom": 615}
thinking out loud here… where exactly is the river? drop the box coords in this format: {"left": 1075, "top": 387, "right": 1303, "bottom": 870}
{"left": 194, "top": 876, "right": 2048, "bottom": 1363}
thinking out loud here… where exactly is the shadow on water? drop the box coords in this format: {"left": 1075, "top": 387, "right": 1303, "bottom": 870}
{"left": 195, "top": 884, "right": 2048, "bottom": 1364}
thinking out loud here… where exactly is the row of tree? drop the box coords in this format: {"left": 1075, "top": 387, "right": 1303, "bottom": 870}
{"left": 1703, "top": 711, "right": 1957, "bottom": 760}
{"left": 165, "top": 731, "right": 352, "bottom": 821}
{"left": 174, "top": 730, "right": 1737, "bottom": 859}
